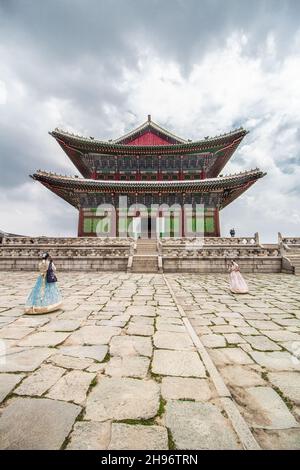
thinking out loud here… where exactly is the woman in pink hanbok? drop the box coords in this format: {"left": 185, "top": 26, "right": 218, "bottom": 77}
{"left": 228, "top": 260, "right": 249, "bottom": 294}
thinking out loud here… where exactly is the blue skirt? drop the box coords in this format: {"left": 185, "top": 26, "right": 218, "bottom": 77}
{"left": 25, "top": 275, "right": 62, "bottom": 314}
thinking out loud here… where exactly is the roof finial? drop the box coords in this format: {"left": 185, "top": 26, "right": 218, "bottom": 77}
{"left": 148, "top": 114, "right": 151, "bottom": 122}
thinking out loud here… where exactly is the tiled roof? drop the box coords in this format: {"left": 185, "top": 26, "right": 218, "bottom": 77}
{"left": 50, "top": 127, "right": 248, "bottom": 155}
{"left": 31, "top": 169, "right": 265, "bottom": 192}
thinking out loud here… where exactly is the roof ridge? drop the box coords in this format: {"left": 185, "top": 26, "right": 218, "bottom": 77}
{"left": 113, "top": 118, "right": 188, "bottom": 144}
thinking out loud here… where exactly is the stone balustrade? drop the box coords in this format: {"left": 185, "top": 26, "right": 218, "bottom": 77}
{"left": 1, "top": 236, "right": 134, "bottom": 246}
{"left": 162, "top": 246, "right": 280, "bottom": 258}
{"left": 160, "top": 234, "right": 259, "bottom": 246}
{"left": 278, "top": 232, "right": 300, "bottom": 247}
{"left": 160, "top": 236, "right": 281, "bottom": 273}
{"left": 282, "top": 238, "right": 300, "bottom": 247}
{"left": 0, "top": 237, "right": 135, "bottom": 271}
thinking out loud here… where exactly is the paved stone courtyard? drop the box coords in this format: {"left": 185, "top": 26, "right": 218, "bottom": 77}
{"left": 0, "top": 272, "right": 299, "bottom": 450}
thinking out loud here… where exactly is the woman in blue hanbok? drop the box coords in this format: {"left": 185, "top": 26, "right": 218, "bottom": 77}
{"left": 25, "top": 252, "right": 62, "bottom": 314}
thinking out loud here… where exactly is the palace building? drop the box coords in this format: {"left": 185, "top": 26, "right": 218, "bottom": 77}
{"left": 31, "top": 116, "right": 265, "bottom": 237}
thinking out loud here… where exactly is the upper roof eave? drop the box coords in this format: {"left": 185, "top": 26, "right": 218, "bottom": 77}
{"left": 49, "top": 127, "right": 249, "bottom": 153}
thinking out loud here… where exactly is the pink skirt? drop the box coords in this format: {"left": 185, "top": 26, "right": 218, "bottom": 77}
{"left": 229, "top": 271, "right": 249, "bottom": 294}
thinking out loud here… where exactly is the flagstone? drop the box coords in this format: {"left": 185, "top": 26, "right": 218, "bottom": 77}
{"left": 220, "top": 365, "right": 265, "bottom": 388}
{"left": 12, "top": 317, "right": 50, "bottom": 328}
{"left": 40, "top": 320, "right": 81, "bottom": 332}
{"left": 17, "top": 331, "right": 70, "bottom": 347}
{"left": 262, "top": 331, "right": 300, "bottom": 342}
{"left": 156, "top": 317, "right": 183, "bottom": 326}
{"left": 268, "top": 372, "right": 300, "bottom": 404}
{"left": 156, "top": 323, "right": 186, "bottom": 333}
{"left": 105, "top": 356, "right": 150, "bottom": 378}
{"left": 249, "top": 351, "right": 300, "bottom": 371}
{"left": 110, "top": 335, "right": 152, "bottom": 357}
{"left": 0, "top": 347, "right": 53, "bottom": 372}
{"left": 0, "top": 397, "right": 80, "bottom": 449}
{"left": 0, "top": 317, "right": 17, "bottom": 326}
{"left": 85, "top": 377, "right": 160, "bottom": 421}
{"left": 224, "top": 333, "right": 246, "bottom": 344}
{"left": 161, "top": 377, "right": 212, "bottom": 401}
{"left": 201, "top": 334, "right": 226, "bottom": 348}
{"left": 108, "top": 423, "right": 168, "bottom": 450}
{"left": 126, "top": 324, "right": 154, "bottom": 336}
{"left": 14, "top": 364, "right": 65, "bottom": 396}
{"left": 253, "top": 428, "right": 300, "bottom": 450}
{"left": 211, "top": 326, "right": 237, "bottom": 334}
{"left": 65, "top": 326, "right": 121, "bottom": 345}
{"left": 247, "top": 320, "right": 281, "bottom": 330}
{"left": 66, "top": 421, "right": 111, "bottom": 450}
{"left": 238, "top": 327, "right": 260, "bottom": 335}
{"left": 153, "top": 331, "right": 194, "bottom": 350}
{"left": 126, "top": 306, "right": 156, "bottom": 317}
{"left": 130, "top": 316, "right": 154, "bottom": 325}
{"left": 47, "top": 370, "right": 96, "bottom": 405}
{"left": 237, "top": 386, "right": 299, "bottom": 430}
{"left": 59, "top": 310, "right": 90, "bottom": 320}
{"left": 152, "top": 350, "right": 206, "bottom": 377}
{"left": 97, "top": 319, "right": 127, "bottom": 327}
{"left": 86, "top": 363, "right": 105, "bottom": 373}
{"left": 0, "top": 327, "right": 34, "bottom": 340}
{"left": 58, "top": 345, "right": 108, "bottom": 362}
{"left": 157, "top": 309, "right": 181, "bottom": 318}
{"left": 0, "top": 373, "right": 24, "bottom": 402}
{"left": 0, "top": 308, "right": 25, "bottom": 317}
{"left": 274, "top": 319, "right": 300, "bottom": 327}
{"left": 280, "top": 341, "right": 300, "bottom": 356}
{"left": 165, "top": 401, "right": 241, "bottom": 449}
{"left": 209, "top": 348, "right": 254, "bottom": 366}
{"left": 244, "top": 335, "right": 282, "bottom": 351}
{"left": 48, "top": 353, "right": 94, "bottom": 370}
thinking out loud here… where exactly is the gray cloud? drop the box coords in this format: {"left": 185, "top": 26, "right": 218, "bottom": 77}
{"left": 0, "top": 0, "right": 299, "bottom": 238}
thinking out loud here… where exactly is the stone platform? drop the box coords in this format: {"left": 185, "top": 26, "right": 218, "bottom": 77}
{"left": 0, "top": 272, "right": 299, "bottom": 450}
{"left": 0, "top": 234, "right": 296, "bottom": 274}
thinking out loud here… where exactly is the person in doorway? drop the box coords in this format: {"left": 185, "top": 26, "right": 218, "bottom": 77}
{"left": 228, "top": 259, "right": 249, "bottom": 294}
{"left": 24, "top": 252, "right": 62, "bottom": 314}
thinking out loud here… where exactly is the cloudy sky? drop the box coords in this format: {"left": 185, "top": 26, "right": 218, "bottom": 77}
{"left": 0, "top": 0, "right": 299, "bottom": 242}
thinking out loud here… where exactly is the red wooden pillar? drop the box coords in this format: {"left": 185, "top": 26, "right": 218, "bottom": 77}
{"left": 181, "top": 207, "right": 185, "bottom": 236}
{"left": 136, "top": 155, "right": 141, "bottom": 180}
{"left": 158, "top": 156, "right": 162, "bottom": 180}
{"left": 116, "top": 208, "right": 119, "bottom": 237}
{"left": 78, "top": 208, "right": 84, "bottom": 237}
{"left": 180, "top": 155, "right": 183, "bottom": 180}
{"left": 214, "top": 208, "right": 220, "bottom": 237}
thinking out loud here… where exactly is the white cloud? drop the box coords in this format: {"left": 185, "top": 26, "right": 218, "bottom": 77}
{"left": 113, "top": 32, "right": 300, "bottom": 241}
{"left": 0, "top": 182, "right": 77, "bottom": 236}
{"left": 0, "top": 80, "right": 7, "bottom": 104}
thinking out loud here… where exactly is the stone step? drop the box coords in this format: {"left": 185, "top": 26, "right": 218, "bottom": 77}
{"left": 131, "top": 255, "right": 159, "bottom": 273}
{"left": 136, "top": 240, "right": 158, "bottom": 256}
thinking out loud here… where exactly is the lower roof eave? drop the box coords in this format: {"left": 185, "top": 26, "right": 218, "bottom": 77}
{"left": 30, "top": 169, "right": 266, "bottom": 210}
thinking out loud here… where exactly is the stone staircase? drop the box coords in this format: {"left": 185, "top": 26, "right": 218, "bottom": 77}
{"left": 131, "top": 239, "right": 160, "bottom": 273}
{"left": 287, "top": 251, "right": 300, "bottom": 275}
